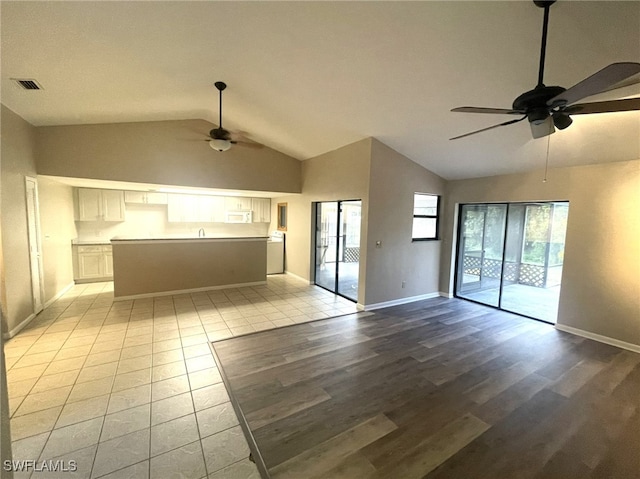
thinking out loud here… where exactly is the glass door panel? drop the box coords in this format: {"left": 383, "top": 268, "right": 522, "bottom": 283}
{"left": 455, "top": 201, "right": 568, "bottom": 323}
{"left": 500, "top": 203, "right": 567, "bottom": 322}
{"left": 314, "top": 200, "right": 361, "bottom": 302}
{"left": 315, "top": 202, "right": 339, "bottom": 292}
{"left": 337, "top": 201, "right": 361, "bottom": 301}
{"left": 456, "top": 204, "right": 507, "bottom": 307}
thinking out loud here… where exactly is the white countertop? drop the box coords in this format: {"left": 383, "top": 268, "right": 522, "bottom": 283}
{"left": 110, "top": 236, "right": 268, "bottom": 244}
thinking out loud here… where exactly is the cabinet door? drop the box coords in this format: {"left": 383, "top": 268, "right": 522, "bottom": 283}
{"left": 198, "top": 196, "right": 223, "bottom": 222}
{"left": 78, "top": 253, "right": 104, "bottom": 278}
{"left": 252, "top": 198, "right": 271, "bottom": 223}
{"left": 124, "top": 191, "right": 146, "bottom": 204}
{"left": 145, "top": 192, "right": 168, "bottom": 205}
{"left": 181, "top": 195, "right": 199, "bottom": 222}
{"left": 167, "top": 194, "right": 183, "bottom": 222}
{"left": 103, "top": 251, "right": 113, "bottom": 277}
{"left": 77, "top": 189, "right": 102, "bottom": 221}
{"left": 102, "top": 190, "right": 125, "bottom": 221}
{"left": 225, "top": 196, "right": 252, "bottom": 211}
{"left": 168, "top": 194, "right": 199, "bottom": 222}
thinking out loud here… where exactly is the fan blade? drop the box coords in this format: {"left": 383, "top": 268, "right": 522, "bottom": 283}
{"left": 548, "top": 62, "right": 640, "bottom": 107}
{"left": 563, "top": 98, "right": 640, "bottom": 115}
{"left": 596, "top": 75, "right": 640, "bottom": 95}
{"left": 449, "top": 116, "right": 527, "bottom": 140}
{"left": 451, "top": 107, "right": 525, "bottom": 115}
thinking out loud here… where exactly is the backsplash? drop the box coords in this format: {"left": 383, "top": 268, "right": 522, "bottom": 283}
{"left": 75, "top": 203, "right": 270, "bottom": 240}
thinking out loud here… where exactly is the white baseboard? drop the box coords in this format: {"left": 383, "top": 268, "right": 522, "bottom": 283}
{"left": 555, "top": 323, "right": 640, "bottom": 354}
{"left": 284, "top": 271, "right": 312, "bottom": 285}
{"left": 113, "top": 281, "right": 268, "bottom": 301}
{"left": 363, "top": 292, "right": 441, "bottom": 311}
{"left": 439, "top": 291, "right": 454, "bottom": 299}
{"left": 3, "top": 281, "right": 76, "bottom": 339}
{"left": 43, "top": 281, "right": 74, "bottom": 309}
{"left": 4, "top": 313, "right": 37, "bottom": 339}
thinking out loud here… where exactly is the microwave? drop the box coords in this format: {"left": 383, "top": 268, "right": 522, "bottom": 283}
{"left": 225, "top": 211, "right": 253, "bottom": 223}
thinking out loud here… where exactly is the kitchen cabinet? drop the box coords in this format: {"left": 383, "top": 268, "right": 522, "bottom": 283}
{"left": 225, "top": 196, "right": 253, "bottom": 211}
{"left": 73, "top": 244, "right": 113, "bottom": 282}
{"left": 168, "top": 194, "right": 225, "bottom": 222}
{"left": 76, "top": 188, "right": 125, "bottom": 222}
{"left": 198, "top": 196, "right": 225, "bottom": 223}
{"left": 252, "top": 198, "right": 271, "bottom": 223}
{"left": 124, "top": 191, "right": 168, "bottom": 205}
{"left": 167, "top": 194, "right": 199, "bottom": 222}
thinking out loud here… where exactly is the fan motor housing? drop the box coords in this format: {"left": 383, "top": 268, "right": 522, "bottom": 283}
{"left": 513, "top": 85, "right": 566, "bottom": 122}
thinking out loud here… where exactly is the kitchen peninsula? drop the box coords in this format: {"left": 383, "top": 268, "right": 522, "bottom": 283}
{"left": 111, "top": 236, "right": 267, "bottom": 299}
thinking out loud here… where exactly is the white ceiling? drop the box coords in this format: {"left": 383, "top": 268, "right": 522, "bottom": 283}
{"left": 2, "top": 1, "right": 639, "bottom": 180}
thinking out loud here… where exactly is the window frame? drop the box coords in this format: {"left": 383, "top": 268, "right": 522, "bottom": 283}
{"left": 411, "top": 193, "right": 441, "bottom": 241}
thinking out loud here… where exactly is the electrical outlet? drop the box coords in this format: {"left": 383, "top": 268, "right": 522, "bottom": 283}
{"left": 402, "top": 281, "right": 406, "bottom": 288}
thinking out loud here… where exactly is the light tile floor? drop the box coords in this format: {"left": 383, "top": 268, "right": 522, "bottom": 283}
{"left": 4, "top": 275, "right": 358, "bottom": 479}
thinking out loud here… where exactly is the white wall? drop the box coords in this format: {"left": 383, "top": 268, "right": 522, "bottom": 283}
{"left": 440, "top": 159, "right": 640, "bottom": 348}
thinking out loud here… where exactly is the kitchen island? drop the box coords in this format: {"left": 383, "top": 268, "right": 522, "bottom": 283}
{"left": 111, "top": 237, "right": 267, "bottom": 299}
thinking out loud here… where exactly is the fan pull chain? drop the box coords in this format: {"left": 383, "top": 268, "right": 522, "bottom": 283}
{"left": 543, "top": 133, "right": 551, "bottom": 183}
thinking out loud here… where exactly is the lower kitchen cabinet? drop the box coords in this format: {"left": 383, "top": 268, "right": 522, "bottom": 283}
{"left": 73, "top": 244, "right": 114, "bottom": 282}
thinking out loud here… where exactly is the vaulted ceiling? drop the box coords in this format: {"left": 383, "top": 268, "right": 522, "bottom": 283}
{"left": 2, "top": 1, "right": 639, "bottom": 180}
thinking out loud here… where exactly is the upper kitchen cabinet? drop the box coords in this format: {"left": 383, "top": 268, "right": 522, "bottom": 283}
{"left": 252, "top": 198, "right": 271, "bottom": 223}
{"left": 167, "top": 194, "right": 226, "bottom": 222}
{"left": 124, "top": 191, "right": 168, "bottom": 205}
{"left": 225, "top": 197, "right": 253, "bottom": 211}
{"left": 167, "top": 194, "right": 199, "bottom": 222}
{"left": 76, "top": 188, "right": 125, "bottom": 222}
{"left": 199, "top": 196, "right": 225, "bottom": 223}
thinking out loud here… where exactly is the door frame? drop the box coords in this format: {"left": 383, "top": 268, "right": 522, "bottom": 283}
{"left": 25, "top": 176, "right": 45, "bottom": 315}
{"left": 311, "top": 199, "right": 361, "bottom": 303}
{"left": 453, "top": 200, "right": 568, "bottom": 325}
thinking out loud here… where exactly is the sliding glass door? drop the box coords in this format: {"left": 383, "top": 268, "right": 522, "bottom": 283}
{"left": 314, "top": 200, "right": 361, "bottom": 302}
{"left": 455, "top": 202, "right": 568, "bottom": 323}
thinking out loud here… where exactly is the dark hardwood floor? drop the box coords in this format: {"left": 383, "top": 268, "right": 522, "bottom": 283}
{"left": 211, "top": 297, "right": 640, "bottom": 479}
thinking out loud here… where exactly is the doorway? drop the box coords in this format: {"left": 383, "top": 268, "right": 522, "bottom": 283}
{"left": 25, "top": 177, "right": 45, "bottom": 315}
{"left": 455, "top": 201, "right": 568, "bottom": 323}
{"left": 314, "top": 200, "right": 362, "bottom": 302}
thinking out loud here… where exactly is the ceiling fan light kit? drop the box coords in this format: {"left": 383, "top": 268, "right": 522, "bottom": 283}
{"left": 203, "top": 81, "right": 264, "bottom": 152}
{"left": 450, "top": 0, "right": 640, "bottom": 140}
{"left": 209, "top": 138, "right": 232, "bottom": 151}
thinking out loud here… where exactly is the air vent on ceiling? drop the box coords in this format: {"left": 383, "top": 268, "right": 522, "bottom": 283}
{"left": 11, "top": 78, "right": 43, "bottom": 90}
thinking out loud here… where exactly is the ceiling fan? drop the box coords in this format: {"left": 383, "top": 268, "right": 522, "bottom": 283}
{"left": 205, "top": 81, "right": 263, "bottom": 151}
{"left": 450, "top": 0, "right": 640, "bottom": 140}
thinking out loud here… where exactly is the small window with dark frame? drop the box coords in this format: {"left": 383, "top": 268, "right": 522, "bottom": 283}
{"left": 277, "top": 203, "right": 288, "bottom": 231}
{"left": 412, "top": 193, "right": 440, "bottom": 241}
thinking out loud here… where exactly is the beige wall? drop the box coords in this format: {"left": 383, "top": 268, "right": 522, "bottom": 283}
{"left": 36, "top": 119, "right": 301, "bottom": 194}
{"left": 1, "top": 105, "right": 37, "bottom": 334}
{"left": 440, "top": 159, "right": 640, "bottom": 347}
{"left": 112, "top": 238, "right": 267, "bottom": 298}
{"left": 364, "top": 139, "right": 446, "bottom": 305}
{"left": 1, "top": 331, "right": 13, "bottom": 478}
{"left": 38, "top": 178, "right": 77, "bottom": 303}
{"left": 273, "top": 139, "right": 371, "bottom": 303}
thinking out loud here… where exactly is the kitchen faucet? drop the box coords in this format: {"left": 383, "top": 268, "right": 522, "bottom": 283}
{"left": 198, "top": 228, "right": 205, "bottom": 238}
